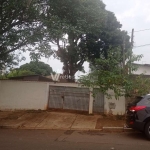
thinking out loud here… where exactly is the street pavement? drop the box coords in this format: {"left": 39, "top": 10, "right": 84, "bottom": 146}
{"left": 0, "top": 129, "right": 149, "bottom": 150}
{"left": 0, "top": 110, "right": 128, "bottom": 131}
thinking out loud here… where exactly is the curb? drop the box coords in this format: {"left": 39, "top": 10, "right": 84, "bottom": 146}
{"left": 102, "top": 127, "right": 135, "bottom": 132}
{"left": 0, "top": 125, "right": 19, "bottom": 129}
{"left": 0, "top": 125, "right": 134, "bottom": 133}
{"left": 0, "top": 125, "right": 103, "bottom": 131}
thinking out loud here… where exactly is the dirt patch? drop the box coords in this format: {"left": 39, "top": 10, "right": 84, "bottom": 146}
{"left": 25, "top": 110, "right": 46, "bottom": 113}
{"left": 48, "top": 108, "right": 89, "bottom": 115}
{"left": 95, "top": 116, "right": 125, "bottom": 129}
{"left": 1, "top": 111, "right": 26, "bottom": 120}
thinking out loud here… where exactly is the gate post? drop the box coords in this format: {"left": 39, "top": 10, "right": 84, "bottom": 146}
{"left": 46, "top": 83, "right": 50, "bottom": 110}
{"left": 89, "top": 88, "right": 94, "bottom": 114}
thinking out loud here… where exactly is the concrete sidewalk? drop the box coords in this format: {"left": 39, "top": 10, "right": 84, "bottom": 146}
{"left": 0, "top": 110, "right": 130, "bottom": 132}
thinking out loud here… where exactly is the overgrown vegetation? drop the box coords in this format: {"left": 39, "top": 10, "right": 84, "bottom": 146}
{"left": 79, "top": 48, "right": 150, "bottom": 98}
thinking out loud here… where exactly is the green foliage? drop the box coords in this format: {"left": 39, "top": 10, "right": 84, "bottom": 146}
{"left": 0, "top": 61, "right": 54, "bottom": 78}
{"left": 42, "top": 0, "right": 131, "bottom": 81}
{"left": 19, "top": 61, "right": 54, "bottom": 76}
{"left": 7, "top": 70, "right": 35, "bottom": 78}
{"left": 0, "top": 0, "right": 131, "bottom": 80}
{"left": 42, "top": 0, "right": 106, "bottom": 81}
{"left": 80, "top": 13, "right": 131, "bottom": 65}
{"left": 79, "top": 48, "right": 145, "bottom": 99}
{"left": 0, "top": 69, "right": 35, "bottom": 79}
{"left": 17, "top": 61, "right": 54, "bottom": 76}
{"left": 0, "top": 0, "right": 53, "bottom": 70}
{"left": 127, "top": 75, "right": 150, "bottom": 97}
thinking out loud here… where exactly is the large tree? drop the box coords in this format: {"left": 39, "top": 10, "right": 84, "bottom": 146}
{"left": 42, "top": 0, "right": 131, "bottom": 82}
{"left": 42, "top": 0, "right": 106, "bottom": 82}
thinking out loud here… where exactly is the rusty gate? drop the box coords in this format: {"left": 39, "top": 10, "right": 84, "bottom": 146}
{"left": 48, "top": 86, "right": 90, "bottom": 111}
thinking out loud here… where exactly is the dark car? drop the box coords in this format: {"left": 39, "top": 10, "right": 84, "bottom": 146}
{"left": 126, "top": 94, "right": 150, "bottom": 140}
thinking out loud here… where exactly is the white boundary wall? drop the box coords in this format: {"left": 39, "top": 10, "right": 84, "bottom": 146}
{"left": 104, "top": 90, "right": 125, "bottom": 115}
{"left": 0, "top": 80, "right": 49, "bottom": 110}
{"left": 0, "top": 80, "right": 125, "bottom": 115}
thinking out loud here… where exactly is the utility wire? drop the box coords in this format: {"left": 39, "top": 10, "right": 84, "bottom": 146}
{"left": 134, "top": 28, "right": 150, "bottom": 33}
{"left": 128, "top": 28, "right": 150, "bottom": 34}
{"left": 133, "top": 44, "right": 150, "bottom": 48}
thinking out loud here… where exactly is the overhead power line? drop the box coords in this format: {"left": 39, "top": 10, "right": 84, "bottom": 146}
{"left": 128, "top": 28, "right": 150, "bottom": 34}
{"left": 129, "top": 28, "right": 150, "bottom": 49}
{"left": 133, "top": 44, "right": 150, "bottom": 48}
{"left": 134, "top": 28, "right": 150, "bottom": 33}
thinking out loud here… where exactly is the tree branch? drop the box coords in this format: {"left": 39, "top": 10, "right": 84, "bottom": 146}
{"left": 1, "top": 20, "right": 23, "bottom": 35}
{"left": 74, "top": 35, "right": 81, "bottom": 46}
{"left": 4, "top": 41, "right": 27, "bottom": 55}
{"left": 56, "top": 38, "right": 61, "bottom": 49}
{"left": 77, "top": 59, "right": 85, "bottom": 68}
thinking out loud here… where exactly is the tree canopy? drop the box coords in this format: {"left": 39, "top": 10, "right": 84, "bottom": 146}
{"left": 41, "top": 0, "right": 131, "bottom": 82}
{"left": 0, "top": 0, "right": 131, "bottom": 77}
{"left": 0, "top": 61, "right": 54, "bottom": 79}
{"left": 6, "top": 70, "right": 35, "bottom": 78}
{"left": 15, "top": 61, "right": 54, "bottom": 76}
{"left": 0, "top": 0, "right": 53, "bottom": 70}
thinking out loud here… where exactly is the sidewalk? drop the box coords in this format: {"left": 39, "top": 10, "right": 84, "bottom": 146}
{"left": 0, "top": 110, "right": 131, "bottom": 132}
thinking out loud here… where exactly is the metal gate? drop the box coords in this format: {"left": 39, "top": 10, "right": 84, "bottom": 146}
{"left": 48, "top": 86, "right": 90, "bottom": 111}
{"left": 93, "top": 89, "right": 104, "bottom": 113}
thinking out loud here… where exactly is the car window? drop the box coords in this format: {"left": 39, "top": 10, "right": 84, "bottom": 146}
{"left": 137, "top": 96, "right": 150, "bottom": 106}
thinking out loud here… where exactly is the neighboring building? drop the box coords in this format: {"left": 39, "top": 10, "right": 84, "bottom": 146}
{"left": 132, "top": 63, "right": 150, "bottom": 75}
{"left": 8, "top": 75, "right": 53, "bottom": 82}
{"left": 8, "top": 74, "right": 74, "bottom": 83}
{"left": 126, "top": 63, "right": 150, "bottom": 106}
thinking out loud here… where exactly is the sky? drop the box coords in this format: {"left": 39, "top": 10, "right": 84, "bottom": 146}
{"left": 103, "top": 0, "right": 150, "bottom": 64}
{"left": 20, "top": 0, "right": 150, "bottom": 76}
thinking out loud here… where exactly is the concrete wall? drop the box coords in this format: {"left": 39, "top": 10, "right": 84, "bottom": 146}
{"left": 0, "top": 80, "right": 126, "bottom": 115}
{"left": 104, "top": 90, "right": 126, "bottom": 115}
{"left": 0, "top": 80, "right": 49, "bottom": 110}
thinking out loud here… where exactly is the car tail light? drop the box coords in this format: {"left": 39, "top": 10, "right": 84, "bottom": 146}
{"left": 129, "top": 106, "right": 146, "bottom": 112}
{"left": 129, "top": 121, "right": 134, "bottom": 125}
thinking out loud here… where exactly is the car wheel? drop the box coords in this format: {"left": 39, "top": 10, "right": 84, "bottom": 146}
{"left": 144, "top": 122, "right": 150, "bottom": 140}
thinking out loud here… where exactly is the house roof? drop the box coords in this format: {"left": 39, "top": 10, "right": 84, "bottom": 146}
{"left": 130, "top": 74, "right": 150, "bottom": 79}
{"left": 8, "top": 75, "right": 53, "bottom": 82}
{"left": 133, "top": 63, "right": 150, "bottom": 67}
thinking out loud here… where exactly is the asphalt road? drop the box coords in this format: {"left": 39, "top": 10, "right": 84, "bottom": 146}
{"left": 0, "top": 129, "right": 150, "bottom": 150}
